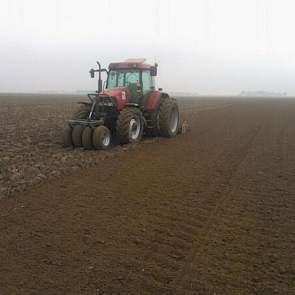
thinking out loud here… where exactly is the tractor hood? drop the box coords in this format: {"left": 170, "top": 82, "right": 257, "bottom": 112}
{"left": 103, "top": 87, "right": 130, "bottom": 109}
{"left": 103, "top": 87, "right": 129, "bottom": 97}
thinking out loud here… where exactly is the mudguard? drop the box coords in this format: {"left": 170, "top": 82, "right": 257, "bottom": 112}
{"left": 144, "top": 91, "right": 169, "bottom": 111}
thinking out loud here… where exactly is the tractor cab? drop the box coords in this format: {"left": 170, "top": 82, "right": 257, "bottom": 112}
{"left": 89, "top": 58, "right": 158, "bottom": 107}
{"left": 105, "top": 59, "right": 158, "bottom": 105}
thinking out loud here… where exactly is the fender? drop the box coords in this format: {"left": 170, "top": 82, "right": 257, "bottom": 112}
{"left": 144, "top": 91, "right": 169, "bottom": 110}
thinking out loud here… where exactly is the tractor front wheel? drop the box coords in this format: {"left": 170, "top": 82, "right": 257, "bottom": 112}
{"left": 117, "top": 107, "right": 143, "bottom": 144}
{"left": 72, "top": 104, "right": 91, "bottom": 119}
{"left": 158, "top": 97, "right": 179, "bottom": 137}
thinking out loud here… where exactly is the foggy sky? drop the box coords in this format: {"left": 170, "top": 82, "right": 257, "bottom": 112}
{"left": 0, "top": 0, "right": 294, "bottom": 95}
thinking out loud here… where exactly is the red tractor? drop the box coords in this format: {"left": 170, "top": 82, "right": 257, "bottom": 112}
{"left": 63, "top": 59, "right": 180, "bottom": 149}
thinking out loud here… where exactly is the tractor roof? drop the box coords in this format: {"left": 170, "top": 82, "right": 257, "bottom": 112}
{"left": 109, "top": 58, "right": 153, "bottom": 70}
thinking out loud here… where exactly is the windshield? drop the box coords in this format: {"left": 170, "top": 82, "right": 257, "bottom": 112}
{"left": 107, "top": 70, "right": 140, "bottom": 88}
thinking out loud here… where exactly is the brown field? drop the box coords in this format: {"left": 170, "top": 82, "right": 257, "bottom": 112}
{"left": 0, "top": 94, "right": 294, "bottom": 294}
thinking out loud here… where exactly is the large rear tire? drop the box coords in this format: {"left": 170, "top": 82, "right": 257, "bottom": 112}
{"left": 158, "top": 97, "right": 179, "bottom": 137}
{"left": 82, "top": 127, "right": 93, "bottom": 150}
{"left": 117, "top": 107, "right": 143, "bottom": 144}
{"left": 93, "top": 126, "right": 111, "bottom": 150}
{"left": 72, "top": 125, "right": 84, "bottom": 147}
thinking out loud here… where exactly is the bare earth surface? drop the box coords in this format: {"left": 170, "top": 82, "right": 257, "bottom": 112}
{"left": 0, "top": 95, "right": 295, "bottom": 294}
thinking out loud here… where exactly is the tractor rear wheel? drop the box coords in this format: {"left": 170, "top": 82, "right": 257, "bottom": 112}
{"left": 82, "top": 127, "right": 93, "bottom": 150}
{"left": 63, "top": 125, "right": 73, "bottom": 147}
{"left": 117, "top": 107, "right": 143, "bottom": 144}
{"left": 158, "top": 97, "right": 179, "bottom": 137}
{"left": 72, "top": 125, "right": 84, "bottom": 147}
{"left": 93, "top": 126, "right": 111, "bottom": 150}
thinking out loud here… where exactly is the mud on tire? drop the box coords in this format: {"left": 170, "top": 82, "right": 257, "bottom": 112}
{"left": 158, "top": 97, "right": 179, "bottom": 137}
{"left": 117, "top": 107, "right": 144, "bottom": 144}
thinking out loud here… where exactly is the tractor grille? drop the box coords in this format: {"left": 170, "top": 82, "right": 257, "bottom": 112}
{"left": 94, "top": 95, "right": 117, "bottom": 122}
{"left": 97, "top": 95, "right": 115, "bottom": 107}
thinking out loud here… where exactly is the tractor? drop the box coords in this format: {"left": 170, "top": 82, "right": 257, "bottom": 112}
{"left": 63, "top": 58, "right": 180, "bottom": 150}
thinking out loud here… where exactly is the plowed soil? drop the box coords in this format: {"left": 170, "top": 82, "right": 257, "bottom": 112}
{"left": 0, "top": 95, "right": 295, "bottom": 294}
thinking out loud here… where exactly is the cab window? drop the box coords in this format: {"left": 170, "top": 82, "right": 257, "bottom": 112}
{"left": 107, "top": 70, "right": 140, "bottom": 88}
{"left": 142, "top": 70, "right": 152, "bottom": 93}
{"left": 107, "top": 71, "right": 117, "bottom": 88}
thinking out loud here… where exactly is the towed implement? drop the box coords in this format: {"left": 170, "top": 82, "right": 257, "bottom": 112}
{"left": 63, "top": 58, "right": 180, "bottom": 150}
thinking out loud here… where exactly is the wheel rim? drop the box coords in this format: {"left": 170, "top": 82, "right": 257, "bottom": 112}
{"left": 169, "top": 106, "right": 179, "bottom": 133}
{"left": 102, "top": 131, "right": 110, "bottom": 146}
{"left": 129, "top": 117, "right": 141, "bottom": 140}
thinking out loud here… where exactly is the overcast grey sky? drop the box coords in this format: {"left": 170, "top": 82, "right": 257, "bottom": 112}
{"left": 0, "top": 0, "right": 294, "bottom": 95}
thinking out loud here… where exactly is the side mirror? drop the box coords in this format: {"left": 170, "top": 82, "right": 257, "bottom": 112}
{"left": 90, "top": 69, "right": 95, "bottom": 78}
{"left": 158, "top": 87, "right": 163, "bottom": 91}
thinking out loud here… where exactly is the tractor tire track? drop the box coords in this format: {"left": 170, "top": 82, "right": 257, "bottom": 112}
{"left": 129, "top": 122, "right": 262, "bottom": 293}
{"left": 168, "top": 122, "right": 262, "bottom": 293}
